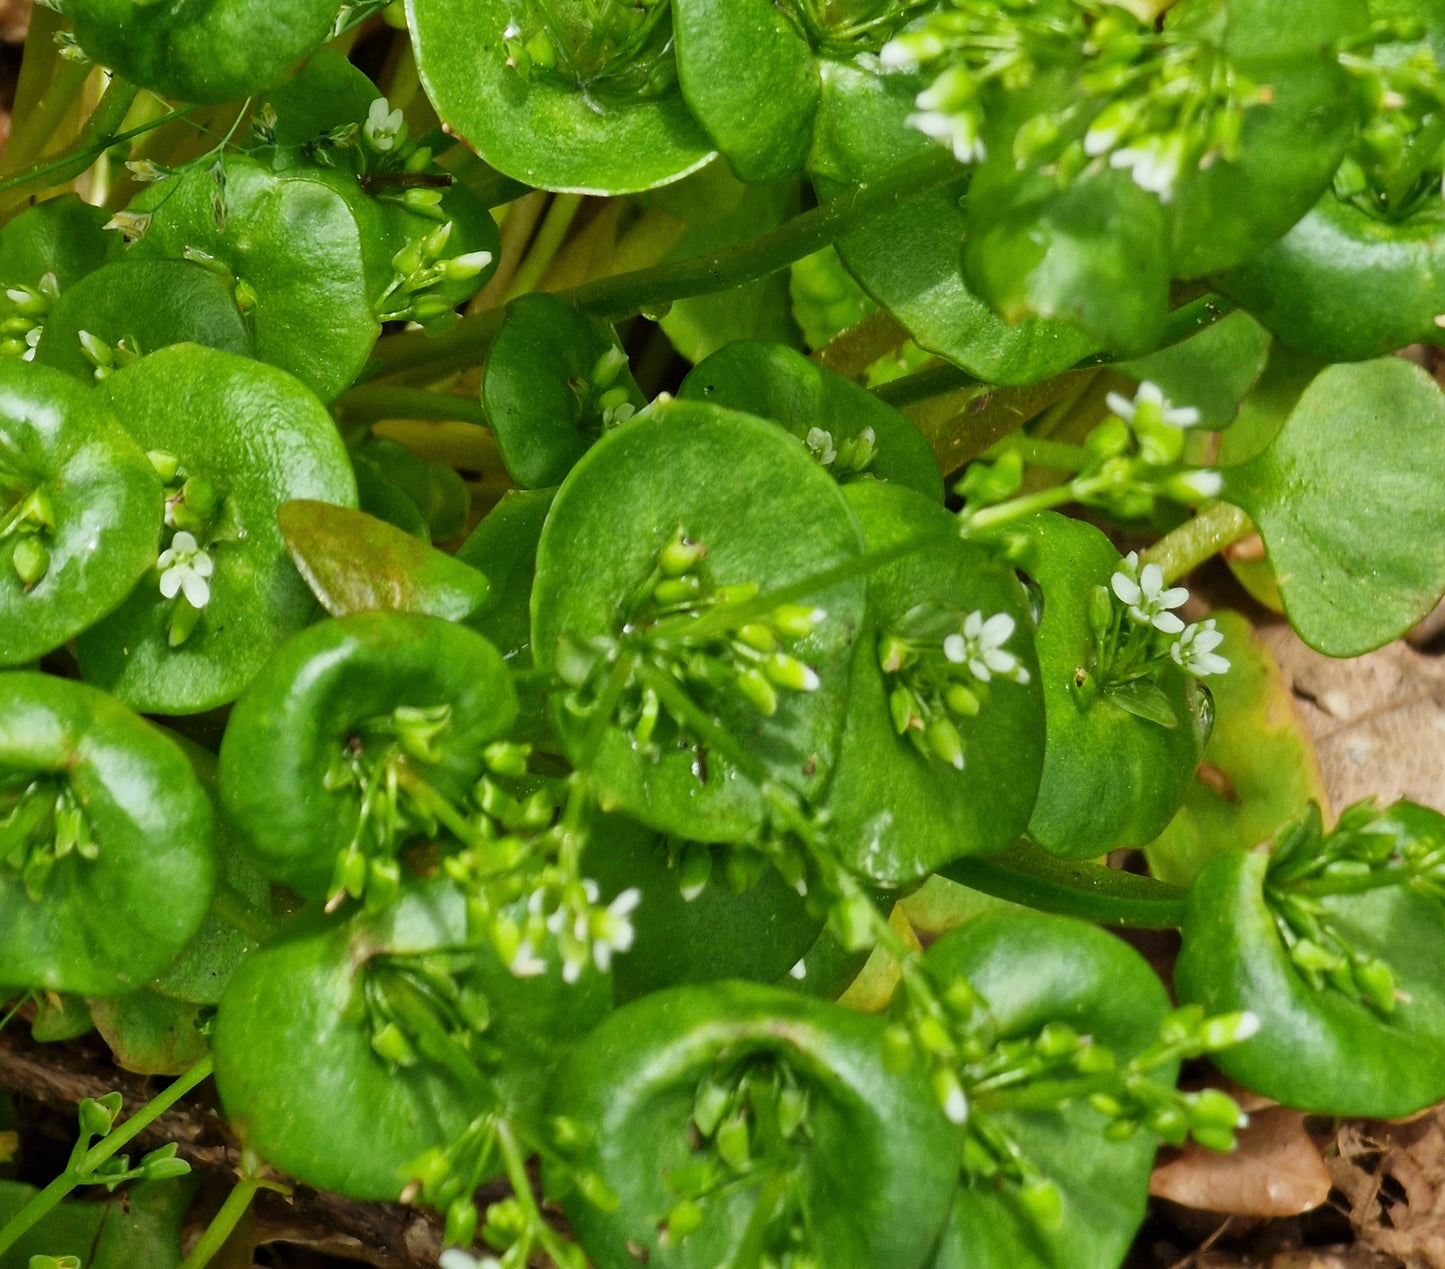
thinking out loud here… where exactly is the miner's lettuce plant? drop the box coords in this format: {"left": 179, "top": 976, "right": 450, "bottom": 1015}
{"left": 2, "top": 1, "right": 1445, "bottom": 1267}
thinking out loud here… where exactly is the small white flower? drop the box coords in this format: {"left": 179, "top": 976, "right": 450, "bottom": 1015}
{"left": 1106, "top": 381, "right": 1201, "bottom": 429}
{"left": 156, "top": 531, "right": 214, "bottom": 608}
{"left": 439, "top": 1252, "right": 501, "bottom": 1269}
{"left": 1109, "top": 134, "right": 1185, "bottom": 202}
{"left": 1110, "top": 553, "right": 1188, "bottom": 634}
{"left": 805, "top": 426, "right": 837, "bottom": 467}
{"left": 789, "top": 958, "right": 807, "bottom": 980}
{"left": 906, "top": 108, "right": 987, "bottom": 164}
{"left": 509, "top": 940, "right": 546, "bottom": 978}
{"left": 1171, "top": 618, "right": 1230, "bottom": 677}
{"left": 364, "top": 97, "right": 405, "bottom": 151}
{"left": 942, "top": 611, "right": 1030, "bottom": 684}
{"left": 591, "top": 886, "right": 640, "bottom": 973}
{"left": 1165, "top": 468, "right": 1224, "bottom": 501}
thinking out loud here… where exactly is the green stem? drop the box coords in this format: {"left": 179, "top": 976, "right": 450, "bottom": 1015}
{"left": 505, "top": 192, "right": 584, "bottom": 301}
{"left": 974, "top": 1073, "right": 1115, "bottom": 1115}
{"left": 1287, "top": 868, "right": 1421, "bottom": 899}
{"left": 334, "top": 385, "right": 490, "bottom": 428}
{"left": 1139, "top": 501, "right": 1253, "bottom": 583}
{"left": 940, "top": 840, "right": 1187, "bottom": 930}
{"left": 1001, "top": 436, "right": 1089, "bottom": 471}
{"left": 177, "top": 1175, "right": 264, "bottom": 1269}
{"left": 0, "top": 993, "right": 30, "bottom": 1035}
{"left": 376, "top": 971, "right": 498, "bottom": 1109}
{"left": 963, "top": 480, "right": 1087, "bottom": 533}
{"left": 210, "top": 880, "right": 280, "bottom": 944}
{"left": 0, "top": 1055, "right": 214, "bottom": 1258}
{"left": 368, "top": 148, "right": 960, "bottom": 378}
{"left": 0, "top": 60, "right": 91, "bottom": 177}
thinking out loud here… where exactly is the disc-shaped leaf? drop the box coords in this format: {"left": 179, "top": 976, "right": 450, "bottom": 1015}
{"left": 809, "top": 59, "right": 1098, "bottom": 385}
{"left": 1222, "top": 357, "right": 1445, "bottom": 656}
{"left": 552, "top": 981, "right": 962, "bottom": 1269}
{"left": 219, "top": 613, "right": 517, "bottom": 897}
{"left": 1175, "top": 846, "right": 1445, "bottom": 1117}
{"left": 481, "top": 294, "right": 644, "bottom": 489}
{"left": 278, "top": 500, "right": 490, "bottom": 622}
{"left": 678, "top": 340, "right": 944, "bottom": 501}
{"left": 821, "top": 484, "right": 1045, "bottom": 886}
{"left": 0, "top": 360, "right": 162, "bottom": 667}
{"left": 672, "top": 0, "right": 819, "bottom": 183}
{"left": 76, "top": 345, "right": 358, "bottom": 714}
{"left": 127, "top": 158, "right": 377, "bottom": 402}
{"left": 0, "top": 1178, "right": 195, "bottom": 1268}
{"left": 34, "top": 259, "right": 252, "bottom": 381}
{"left": 1020, "top": 514, "right": 1204, "bottom": 859}
{"left": 0, "top": 194, "right": 117, "bottom": 352}
{"left": 65, "top": 0, "right": 338, "bottom": 105}
{"left": 406, "top": 0, "right": 715, "bottom": 194}
{"left": 531, "top": 400, "right": 867, "bottom": 843}
{"left": 925, "top": 913, "right": 1175, "bottom": 1269}
{"left": 88, "top": 990, "right": 212, "bottom": 1076}
{"left": 0, "top": 673, "right": 214, "bottom": 997}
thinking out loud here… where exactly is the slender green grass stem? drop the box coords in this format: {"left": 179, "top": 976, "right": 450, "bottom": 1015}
{"left": 177, "top": 1175, "right": 264, "bottom": 1269}
{"left": 1139, "top": 501, "right": 1253, "bottom": 583}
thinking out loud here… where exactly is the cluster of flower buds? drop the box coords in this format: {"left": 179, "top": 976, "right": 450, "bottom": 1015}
{"left": 147, "top": 451, "right": 223, "bottom": 647}
{"left": 501, "top": 0, "right": 675, "bottom": 101}
{"left": 803, "top": 424, "right": 877, "bottom": 481}
{"left": 1263, "top": 801, "right": 1440, "bottom": 1014}
{"left": 878, "top": 604, "right": 1029, "bottom": 770}
{"left": 1, "top": 270, "right": 58, "bottom": 362}
{"left": 502, "top": 876, "right": 641, "bottom": 985}
{"left": 76, "top": 329, "right": 141, "bottom": 381}
{"left": 584, "top": 344, "right": 636, "bottom": 433}
{"left": 1097, "top": 550, "right": 1230, "bottom": 687}
{"left": 0, "top": 471, "right": 56, "bottom": 589}
{"left": 782, "top": 0, "right": 934, "bottom": 54}
{"left": 378, "top": 218, "right": 493, "bottom": 330}
{"left": 0, "top": 779, "right": 96, "bottom": 901}
{"left": 657, "top": 1059, "right": 814, "bottom": 1259}
{"left": 882, "top": 2, "right": 1265, "bottom": 203}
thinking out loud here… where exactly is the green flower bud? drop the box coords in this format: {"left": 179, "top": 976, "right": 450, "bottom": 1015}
{"left": 665, "top": 1198, "right": 704, "bottom": 1243}
{"left": 167, "top": 595, "right": 203, "bottom": 648}
{"left": 147, "top": 450, "right": 181, "bottom": 483}
{"left": 1353, "top": 958, "right": 1397, "bottom": 1014}
{"left": 877, "top": 631, "right": 910, "bottom": 674}
{"left": 140, "top": 1143, "right": 192, "bottom": 1182}
{"left": 79, "top": 1093, "right": 121, "bottom": 1140}
{"left": 444, "top": 1195, "right": 479, "bottom": 1248}
{"left": 1145, "top": 1103, "right": 1190, "bottom": 1145}
{"left": 653, "top": 574, "right": 703, "bottom": 606}
{"left": 735, "top": 667, "right": 779, "bottom": 716}
{"left": 944, "top": 682, "right": 981, "bottom": 717}
{"left": 715, "top": 1113, "right": 751, "bottom": 1170}
{"left": 829, "top": 891, "right": 876, "bottom": 952}
{"left": 1033, "top": 1022, "right": 1080, "bottom": 1058}
{"left": 931, "top": 1066, "right": 968, "bottom": 1124}
{"left": 881, "top": 1025, "right": 915, "bottom": 1074}
{"left": 677, "top": 840, "right": 713, "bottom": 901}
{"left": 926, "top": 716, "right": 965, "bottom": 770}
{"left": 371, "top": 1021, "right": 419, "bottom": 1067}
{"left": 1085, "top": 415, "right": 1131, "bottom": 462}
{"left": 365, "top": 856, "right": 402, "bottom": 911}
{"left": 735, "top": 622, "right": 777, "bottom": 654}
{"left": 1289, "top": 937, "right": 1343, "bottom": 973}
{"left": 1073, "top": 1043, "right": 1115, "bottom": 1075}
{"left": 889, "top": 685, "right": 919, "bottom": 735}
{"left": 771, "top": 602, "right": 824, "bottom": 638}
{"left": 713, "top": 582, "right": 759, "bottom": 606}
{"left": 1087, "top": 584, "right": 1114, "bottom": 637}
{"left": 1189, "top": 1087, "right": 1246, "bottom": 1134}
{"left": 1198, "top": 1010, "right": 1260, "bottom": 1050}
{"left": 1018, "top": 1177, "right": 1064, "bottom": 1231}
{"left": 654, "top": 528, "right": 703, "bottom": 576}
{"left": 573, "top": 1168, "right": 619, "bottom": 1212}
{"left": 1103, "top": 1117, "right": 1140, "bottom": 1142}
{"left": 778, "top": 1085, "right": 807, "bottom": 1139}
{"left": 11, "top": 537, "right": 49, "bottom": 587}
{"left": 693, "top": 1079, "right": 731, "bottom": 1138}
{"left": 763, "top": 652, "right": 820, "bottom": 693}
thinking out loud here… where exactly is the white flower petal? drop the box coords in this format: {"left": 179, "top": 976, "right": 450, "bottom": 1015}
{"left": 1152, "top": 611, "right": 1186, "bottom": 635}
{"left": 1111, "top": 572, "right": 1142, "bottom": 606}
{"left": 942, "top": 633, "right": 967, "bottom": 664}
{"left": 158, "top": 568, "right": 182, "bottom": 599}
{"left": 180, "top": 569, "right": 210, "bottom": 608}
{"left": 979, "top": 612, "right": 1015, "bottom": 648}
{"left": 171, "top": 530, "right": 198, "bottom": 554}
{"left": 1158, "top": 585, "right": 1190, "bottom": 610}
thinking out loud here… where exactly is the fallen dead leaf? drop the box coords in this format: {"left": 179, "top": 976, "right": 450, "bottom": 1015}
{"left": 1150, "top": 1107, "right": 1333, "bottom": 1218}
{"left": 1333, "top": 1110, "right": 1445, "bottom": 1268}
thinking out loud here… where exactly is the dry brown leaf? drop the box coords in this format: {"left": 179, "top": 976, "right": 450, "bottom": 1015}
{"left": 0, "top": 0, "right": 29, "bottom": 43}
{"left": 1150, "top": 1108, "right": 1332, "bottom": 1218}
{"left": 1332, "top": 1108, "right": 1445, "bottom": 1268}
{"left": 1254, "top": 624, "right": 1445, "bottom": 815}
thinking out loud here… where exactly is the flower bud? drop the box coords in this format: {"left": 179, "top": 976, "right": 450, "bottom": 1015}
{"left": 11, "top": 537, "right": 49, "bottom": 587}
{"left": 944, "top": 683, "right": 981, "bottom": 717}
{"left": 665, "top": 1198, "right": 704, "bottom": 1243}
{"left": 771, "top": 603, "right": 825, "bottom": 638}
{"left": 735, "top": 667, "right": 778, "bottom": 716}
{"left": 931, "top": 1066, "right": 969, "bottom": 1124}
{"left": 763, "top": 652, "right": 820, "bottom": 693}
{"left": 926, "top": 716, "right": 965, "bottom": 770}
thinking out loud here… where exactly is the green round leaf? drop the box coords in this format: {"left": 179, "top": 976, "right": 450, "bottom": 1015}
{"left": 127, "top": 157, "right": 378, "bottom": 402}
{"left": 0, "top": 360, "right": 163, "bottom": 667}
{"left": 1222, "top": 357, "right": 1445, "bottom": 656}
{"left": 821, "top": 484, "right": 1045, "bottom": 886}
{"left": 355, "top": 435, "right": 471, "bottom": 544}
{"left": 406, "top": 0, "right": 715, "bottom": 194}
{"left": 1020, "top": 514, "right": 1204, "bottom": 859}
{"left": 552, "top": 981, "right": 962, "bottom": 1269}
{"left": 1175, "top": 843, "right": 1445, "bottom": 1117}
{"left": 0, "top": 672, "right": 214, "bottom": 997}
{"left": 672, "top": 0, "right": 820, "bottom": 183}
{"left": 277, "top": 500, "right": 490, "bottom": 622}
{"left": 76, "top": 345, "right": 358, "bottom": 715}
{"left": 925, "top": 912, "right": 1175, "bottom": 1269}
{"left": 482, "top": 293, "right": 644, "bottom": 489}
{"left": 34, "top": 259, "right": 252, "bottom": 382}
{"left": 581, "top": 824, "right": 823, "bottom": 1001}
{"left": 219, "top": 612, "right": 517, "bottom": 897}
{"left": 65, "top": 0, "right": 338, "bottom": 105}
{"left": 0, "top": 1178, "right": 195, "bottom": 1269}
{"left": 678, "top": 340, "right": 944, "bottom": 501}
{"left": 809, "top": 59, "right": 1099, "bottom": 385}
{"left": 88, "top": 990, "right": 212, "bottom": 1076}
{"left": 531, "top": 400, "right": 867, "bottom": 843}
{"left": 1223, "top": 189, "right": 1445, "bottom": 362}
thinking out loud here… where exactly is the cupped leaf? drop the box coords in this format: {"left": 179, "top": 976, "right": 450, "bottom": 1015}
{"left": 925, "top": 912, "right": 1176, "bottom": 1269}
{"left": 1222, "top": 357, "right": 1445, "bottom": 656}
{"left": 821, "top": 484, "right": 1045, "bottom": 886}
{"left": 678, "top": 340, "right": 944, "bottom": 501}
{"left": 88, "top": 990, "right": 212, "bottom": 1076}
{"left": 64, "top": 0, "right": 338, "bottom": 105}
{"left": 481, "top": 293, "right": 644, "bottom": 489}
{"left": 0, "top": 673, "right": 214, "bottom": 997}
{"left": 1144, "top": 611, "right": 1326, "bottom": 888}
{"left": 0, "top": 360, "right": 163, "bottom": 667}
{"left": 552, "top": 981, "right": 962, "bottom": 1269}
{"left": 34, "top": 259, "right": 252, "bottom": 382}
{"left": 127, "top": 157, "right": 378, "bottom": 402}
{"left": 0, "top": 1178, "right": 196, "bottom": 1268}
{"left": 1175, "top": 843, "right": 1445, "bottom": 1117}
{"left": 1019, "top": 513, "right": 1204, "bottom": 859}
{"left": 1223, "top": 191, "right": 1445, "bottom": 362}
{"left": 531, "top": 400, "right": 867, "bottom": 844}
{"left": 219, "top": 613, "right": 517, "bottom": 898}
{"left": 76, "top": 345, "right": 358, "bottom": 715}
{"left": 810, "top": 60, "right": 1099, "bottom": 385}
{"left": 279, "top": 500, "right": 490, "bottom": 622}
{"left": 581, "top": 823, "right": 823, "bottom": 1001}
{"left": 406, "top": 0, "right": 715, "bottom": 194}
{"left": 214, "top": 879, "right": 606, "bottom": 1200}
{"left": 672, "top": 0, "right": 820, "bottom": 183}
